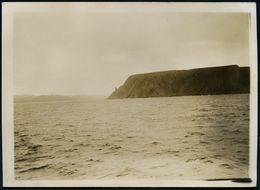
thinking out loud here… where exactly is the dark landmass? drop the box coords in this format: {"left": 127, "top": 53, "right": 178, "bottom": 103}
{"left": 108, "top": 65, "right": 250, "bottom": 99}
{"left": 14, "top": 95, "right": 104, "bottom": 103}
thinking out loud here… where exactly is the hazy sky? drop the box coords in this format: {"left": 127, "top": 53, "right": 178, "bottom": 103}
{"left": 14, "top": 12, "right": 250, "bottom": 96}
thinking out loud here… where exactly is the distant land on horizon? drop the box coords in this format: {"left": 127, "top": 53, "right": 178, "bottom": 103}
{"left": 108, "top": 65, "right": 250, "bottom": 99}
{"left": 14, "top": 94, "right": 106, "bottom": 103}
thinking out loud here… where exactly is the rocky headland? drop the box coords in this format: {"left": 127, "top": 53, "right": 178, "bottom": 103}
{"left": 108, "top": 65, "right": 250, "bottom": 99}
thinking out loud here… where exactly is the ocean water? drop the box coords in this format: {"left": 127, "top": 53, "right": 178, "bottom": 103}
{"left": 14, "top": 94, "right": 249, "bottom": 180}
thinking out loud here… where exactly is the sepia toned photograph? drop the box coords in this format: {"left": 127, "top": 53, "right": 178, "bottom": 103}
{"left": 2, "top": 2, "right": 257, "bottom": 187}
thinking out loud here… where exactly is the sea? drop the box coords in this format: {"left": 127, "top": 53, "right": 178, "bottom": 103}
{"left": 14, "top": 94, "right": 249, "bottom": 180}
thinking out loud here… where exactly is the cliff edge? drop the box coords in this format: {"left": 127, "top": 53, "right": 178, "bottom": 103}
{"left": 108, "top": 65, "right": 250, "bottom": 99}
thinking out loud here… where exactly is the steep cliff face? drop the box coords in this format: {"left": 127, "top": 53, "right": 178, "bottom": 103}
{"left": 108, "top": 65, "right": 250, "bottom": 99}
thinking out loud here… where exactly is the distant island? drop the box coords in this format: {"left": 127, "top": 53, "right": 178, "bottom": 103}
{"left": 108, "top": 65, "right": 250, "bottom": 99}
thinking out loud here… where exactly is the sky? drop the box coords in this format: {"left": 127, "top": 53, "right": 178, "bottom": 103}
{"left": 14, "top": 12, "right": 250, "bottom": 96}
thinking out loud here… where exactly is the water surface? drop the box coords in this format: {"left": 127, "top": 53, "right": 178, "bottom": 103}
{"left": 14, "top": 94, "right": 249, "bottom": 180}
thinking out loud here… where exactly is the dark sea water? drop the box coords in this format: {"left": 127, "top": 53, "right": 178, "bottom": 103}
{"left": 14, "top": 94, "right": 249, "bottom": 180}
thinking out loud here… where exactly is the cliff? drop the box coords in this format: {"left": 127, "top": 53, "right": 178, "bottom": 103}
{"left": 108, "top": 65, "right": 250, "bottom": 99}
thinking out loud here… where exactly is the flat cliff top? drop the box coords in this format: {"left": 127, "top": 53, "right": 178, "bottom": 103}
{"left": 108, "top": 65, "right": 250, "bottom": 99}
